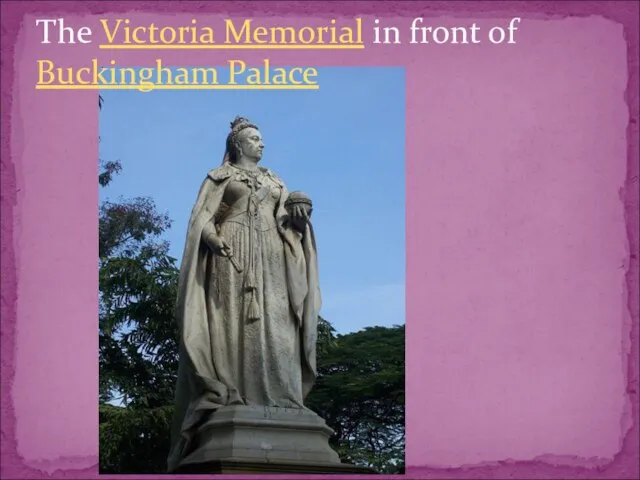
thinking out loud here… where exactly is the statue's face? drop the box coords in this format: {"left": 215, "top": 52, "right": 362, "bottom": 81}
{"left": 237, "top": 127, "right": 264, "bottom": 161}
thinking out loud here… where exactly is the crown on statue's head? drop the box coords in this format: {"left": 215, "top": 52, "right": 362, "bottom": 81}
{"left": 229, "top": 116, "right": 255, "bottom": 133}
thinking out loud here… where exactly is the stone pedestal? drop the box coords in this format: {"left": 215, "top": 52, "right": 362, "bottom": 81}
{"left": 175, "top": 405, "right": 376, "bottom": 474}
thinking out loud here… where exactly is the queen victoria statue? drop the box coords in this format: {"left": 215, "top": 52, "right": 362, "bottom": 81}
{"left": 166, "top": 117, "right": 362, "bottom": 474}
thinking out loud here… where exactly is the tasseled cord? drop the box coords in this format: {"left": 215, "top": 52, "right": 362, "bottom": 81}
{"left": 246, "top": 284, "right": 260, "bottom": 321}
{"left": 245, "top": 189, "right": 261, "bottom": 322}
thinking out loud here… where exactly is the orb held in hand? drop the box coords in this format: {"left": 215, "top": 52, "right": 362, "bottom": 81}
{"left": 285, "top": 191, "right": 313, "bottom": 216}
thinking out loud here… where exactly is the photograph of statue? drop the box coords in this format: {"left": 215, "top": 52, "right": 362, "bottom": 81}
{"left": 98, "top": 68, "right": 405, "bottom": 475}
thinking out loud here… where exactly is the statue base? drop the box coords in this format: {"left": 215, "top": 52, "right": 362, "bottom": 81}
{"left": 176, "top": 405, "right": 376, "bottom": 474}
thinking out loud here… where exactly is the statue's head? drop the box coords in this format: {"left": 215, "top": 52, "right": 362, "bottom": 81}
{"left": 224, "top": 116, "right": 264, "bottom": 164}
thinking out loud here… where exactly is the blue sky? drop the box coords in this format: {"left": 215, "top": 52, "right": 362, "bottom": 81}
{"left": 99, "top": 67, "right": 405, "bottom": 334}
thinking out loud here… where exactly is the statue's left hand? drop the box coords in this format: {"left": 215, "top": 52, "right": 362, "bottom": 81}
{"left": 290, "top": 204, "right": 311, "bottom": 232}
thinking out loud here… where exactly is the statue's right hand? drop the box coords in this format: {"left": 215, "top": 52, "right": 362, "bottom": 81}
{"left": 207, "top": 234, "right": 231, "bottom": 257}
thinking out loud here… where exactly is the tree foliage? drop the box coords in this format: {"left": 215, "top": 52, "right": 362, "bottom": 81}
{"left": 100, "top": 403, "right": 173, "bottom": 474}
{"left": 98, "top": 160, "right": 178, "bottom": 407}
{"left": 306, "top": 325, "right": 405, "bottom": 473}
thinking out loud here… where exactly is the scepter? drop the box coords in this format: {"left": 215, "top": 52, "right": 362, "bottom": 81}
{"left": 215, "top": 224, "right": 243, "bottom": 273}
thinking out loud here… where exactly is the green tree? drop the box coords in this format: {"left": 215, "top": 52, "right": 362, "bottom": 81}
{"left": 305, "top": 325, "right": 406, "bottom": 474}
{"left": 98, "top": 161, "right": 179, "bottom": 472}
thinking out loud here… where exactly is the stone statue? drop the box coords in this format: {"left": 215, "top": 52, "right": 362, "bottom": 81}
{"left": 167, "top": 117, "right": 350, "bottom": 474}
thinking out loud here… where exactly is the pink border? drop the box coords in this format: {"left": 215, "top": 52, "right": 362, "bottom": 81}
{"left": 1, "top": 1, "right": 638, "bottom": 479}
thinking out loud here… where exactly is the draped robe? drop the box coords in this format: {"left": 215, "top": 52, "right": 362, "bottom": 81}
{"left": 167, "top": 163, "right": 321, "bottom": 472}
